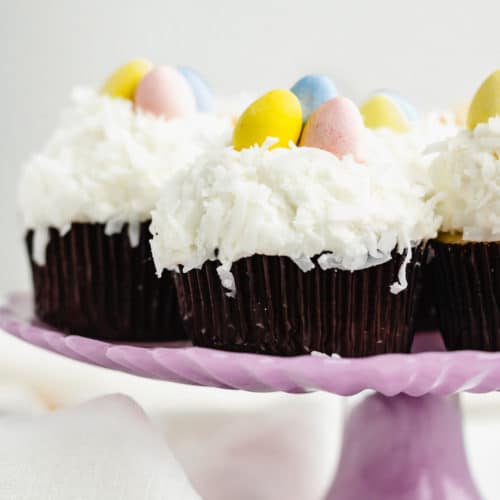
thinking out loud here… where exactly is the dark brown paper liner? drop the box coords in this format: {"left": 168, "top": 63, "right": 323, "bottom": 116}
{"left": 174, "top": 246, "right": 425, "bottom": 357}
{"left": 414, "top": 244, "right": 439, "bottom": 331}
{"left": 26, "top": 222, "right": 185, "bottom": 341}
{"left": 430, "top": 240, "right": 500, "bottom": 350}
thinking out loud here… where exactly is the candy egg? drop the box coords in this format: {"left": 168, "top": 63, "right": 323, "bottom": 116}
{"left": 360, "top": 94, "right": 410, "bottom": 132}
{"left": 232, "top": 89, "right": 302, "bottom": 150}
{"left": 134, "top": 65, "right": 196, "bottom": 119}
{"left": 101, "top": 59, "right": 153, "bottom": 100}
{"left": 178, "top": 66, "right": 215, "bottom": 112}
{"left": 300, "top": 96, "right": 366, "bottom": 162}
{"left": 291, "top": 74, "right": 337, "bottom": 123}
{"left": 466, "top": 69, "right": 500, "bottom": 129}
{"left": 378, "top": 90, "right": 418, "bottom": 122}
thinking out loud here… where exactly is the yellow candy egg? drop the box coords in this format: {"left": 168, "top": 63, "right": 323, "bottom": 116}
{"left": 466, "top": 70, "right": 500, "bottom": 130}
{"left": 359, "top": 94, "right": 409, "bottom": 132}
{"left": 101, "top": 59, "right": 153, "bottom": 100}
{"left": 232, "top": 89, "right": 302, "bottom": 150}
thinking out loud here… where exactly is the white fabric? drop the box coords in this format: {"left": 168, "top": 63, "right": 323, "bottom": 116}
{"left": 0, "top": 394, "right": 201, "bottom": 500}
{"left": 0, "top": 331, "right": 341, "bottom": 500}
{"left": 157, "top": 396, "right": 339, "bottom": 500}
{"left": 0, "top": 381, "right": 48, "bottom": 416}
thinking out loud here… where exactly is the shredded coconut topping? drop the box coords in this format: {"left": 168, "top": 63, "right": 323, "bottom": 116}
{"left": 428, "top": 117, "right": 500, "bottom": 241}
{"left": 18, "top": 87, "right": 233, "bottom": 235}
{"left": 150, "top": 139, "right": 440, "bottom": 293}
{"left": 369, "top": 111, "right": 458, "bottom": 188}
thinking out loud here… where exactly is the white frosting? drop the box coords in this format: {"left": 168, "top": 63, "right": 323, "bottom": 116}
{"left": 369, "top": 111, "right": 458, "bottom": 187}
{"left": 374, "top": 111, "right": 458, "bottom": 158}
{"left": 18, "top": 87, "right": 233, "bottom": 241}
{"left": 427, "top": 117, "right": 500, "bottom": 241}
{"left": 150, "top": 138, "right": 441, "bottom": 293}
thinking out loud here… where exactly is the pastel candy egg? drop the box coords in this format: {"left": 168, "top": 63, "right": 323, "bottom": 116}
{"left": 300, "top": 96, "right": 366, "bottom": 162}
{"left": 466, "top": 69, "right": 500, "bottom": 129}
{"left": 378, "top": 90, "right": 418, "bottom": 122}
{"left": 291, "top": 74, "right": 337, "bottom": 123}
{"left": 178, "top": 66, "right": 215, "bottom": 112}
{"left": 232, "top": 89, "right": 302, "bottom": 151}
{"left": 101, "top": 59, "right": 153, "bottom": 100}
{"left": 360, "top": 94, "right": 410, "bottom": 132}
{"left": 134, "top": 65, "right": 196, "bottom": 119}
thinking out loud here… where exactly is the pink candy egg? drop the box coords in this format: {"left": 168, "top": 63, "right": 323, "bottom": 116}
{"left": 134, "top": 65, "right": 196, "bottom": 119}
{"left": 299, "top": 96, "right": 366, "bottom": 162}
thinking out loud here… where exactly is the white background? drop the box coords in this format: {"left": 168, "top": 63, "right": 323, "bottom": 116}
{"left": 1, "top": 0, "right": 500, "bottom": 294}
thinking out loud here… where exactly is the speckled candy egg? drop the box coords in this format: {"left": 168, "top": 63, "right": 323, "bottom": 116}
{"left": 300, "top": 96, "right": 366, "bottom": 162}
{"left": 134, "top": 65, "right": 196, "bottom": 119}
{"left": 101, "top": 59, "right": 153, "bottom": 100}
{"left": 232, "top": 89, "right": 302, "bottom": 150}
{"left": 291, "top": 74, "right": 337, "bottom": 123}
{"left": 360, "top": 92, "right": 415, "bottom": 132}
{"left": 178, "top": 66, "right": 215, "bottom": 112}
{"left": 379, "top": 90, "right": 418, "bottom": 122}
{"left": 467, "top": 69, "right": 500, "bottom": 129}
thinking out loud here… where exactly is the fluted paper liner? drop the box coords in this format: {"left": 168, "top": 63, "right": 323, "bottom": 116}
{"left": 174, "top": 247, "right": 425, "bottom": 357}
{"left": 26, "top": 223, "right": 185, "bottom": 341}
{"left": 414, "top": 244, "right": 439, "bottom": 331}
{"left": 431, "top": 240, "right": 499, "bottom": 350}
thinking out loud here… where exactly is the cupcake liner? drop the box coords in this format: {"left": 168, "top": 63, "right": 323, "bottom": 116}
{"left": 414, "top": 244, "right": 439, "bottom": 331}
{"left": 26, "top": 222, "right": 185, "bottom": 341}
{"left": 431, "top": 240, "right": 500, "bottom": 350}
{"left": 174, "top": 247, "right": 425, "bottom": 357}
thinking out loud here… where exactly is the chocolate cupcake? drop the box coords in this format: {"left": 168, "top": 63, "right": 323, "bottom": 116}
{"left": 430, "top": 238, "right": 499, "bottom": 350}
{"left": 18, "top": 61, "right": 232, "bottom": 341}
{"left": 360, "top": 94, "right": 459, "bottom": 333}
{"left": 426, "top": 72, "right": 500, "bottom": 350}
{"left": 151, "top": 93, "right": 439, "bottom": 356}
{"left": 25, "top": 223, "right": 183, "bottom": 342}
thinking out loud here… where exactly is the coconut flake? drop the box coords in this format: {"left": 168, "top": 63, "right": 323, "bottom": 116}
{"left": 216, "top": 265, "right": 236, "bottom": 297}
{"left": 292, "top": 255, "right": 315, "bottom": 272}
{"left": 33, "top": 227, "right": 49, "bottom": 266}
{"left": 59, "top": 223, "right": 71, "bottom": 236}
{"left": 105, "top": 219, "right": 124, "bottom": 236}
{"left": 390, "top": 245, "right": 412, "bottom": 294}
{"left": 127, "top": 221, "right": 140, "bottom": 248}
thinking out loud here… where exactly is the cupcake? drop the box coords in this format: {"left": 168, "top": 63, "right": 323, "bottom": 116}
{"left": 151, "top": 79, "right": 439, "bottom": 357}
{"left": 427, "top": 70, "right": 500, "bottom": 350}
{"left": 360, "top": 91, "right": 460, "bottom": 331}
{"left": 18, "top": 60, "right": 232, "bottom": 341}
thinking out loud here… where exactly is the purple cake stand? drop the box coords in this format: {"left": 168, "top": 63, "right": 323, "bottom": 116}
{"left": 1, "top": 292, "right": 494, "bottom": 500}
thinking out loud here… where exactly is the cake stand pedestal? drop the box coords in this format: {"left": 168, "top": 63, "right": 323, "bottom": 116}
{"left": 1, "top": 293, "right": 494, "bottom": 500}
{"left": 329, "top": 394, "right": 480, "bottom": 499}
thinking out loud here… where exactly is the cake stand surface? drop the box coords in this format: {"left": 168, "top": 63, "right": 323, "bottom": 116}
{"left": 0, "top": 292, "right": 490, "bottom": 500}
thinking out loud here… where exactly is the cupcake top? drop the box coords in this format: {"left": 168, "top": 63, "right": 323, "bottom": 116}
{"left": 359, "top": 90, "right": 459, "bottom": 186}
{"left": 372, "top": 111, "right": 458, "bottom": 162}
{"left": 428, "top": 117, "right": 500, "bottom": 241}
{"left": 18, "top": 88, "right": 231, "bottom": 232}
{"left": 18, "top": 60, "right": 233, "bottom": 263}
{"left": 427, "top": 70, "right": 500, "bottom": 242}
{"left": 150, "top": 139, "right": 440, "bottom": 293}
{"left": 151, "top": 79, "right": 443, "bottom": 295}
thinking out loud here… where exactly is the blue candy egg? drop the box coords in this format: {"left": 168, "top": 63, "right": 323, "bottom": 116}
{"left": 177, "top": 66, "right": 215, "bottom": 112}
{"left": 291, "top": 74, "right": 338, "bottom": 123}
{"left": 377, "top": 89, "right": 419, "bottom": 122}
